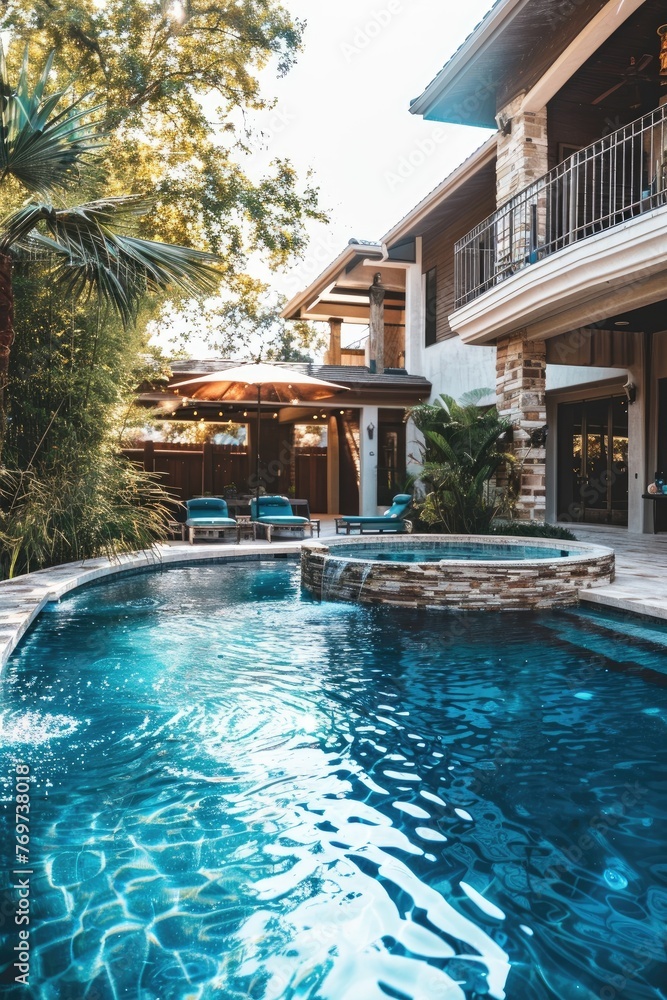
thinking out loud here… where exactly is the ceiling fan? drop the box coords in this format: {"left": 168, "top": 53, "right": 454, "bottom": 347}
{"left": 592, "top": 54, "right": 654, "bottom": 107}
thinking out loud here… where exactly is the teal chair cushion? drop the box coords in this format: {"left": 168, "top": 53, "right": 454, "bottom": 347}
{"left": 251, "top": 495, "right": 294, "bottom": 518}
{"left": 340, "top": 495, "right": 412, "bottom": 524}
{"left": 186, "top": 497, "right": 236, "bottom": 527}
{"left": 256, "top": 515, "right": 309, "bottom": 526}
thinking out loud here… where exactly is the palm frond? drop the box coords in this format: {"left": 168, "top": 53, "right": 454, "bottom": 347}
{"left": 0, "top": 42, "right": 105, "bottom": 198}
{"left": 1, "top": 197, "right": 221, "bottom": 323}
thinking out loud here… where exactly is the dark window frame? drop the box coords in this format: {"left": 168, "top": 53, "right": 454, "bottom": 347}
{"left": 424, "top": 266, "right": 437, "bottom": 347}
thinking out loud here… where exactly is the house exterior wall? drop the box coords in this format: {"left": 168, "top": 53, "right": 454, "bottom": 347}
{"left": 421, "top": 189, "right": 497, "bottom": 344}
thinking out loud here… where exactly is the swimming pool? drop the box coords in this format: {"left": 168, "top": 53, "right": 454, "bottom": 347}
{"left": 0, "top": 560, "right": 665, "bottom": 999}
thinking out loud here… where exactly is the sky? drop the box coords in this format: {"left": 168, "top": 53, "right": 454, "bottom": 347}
{"left": 253, "top": 0, "right": 495, "bottom": 307}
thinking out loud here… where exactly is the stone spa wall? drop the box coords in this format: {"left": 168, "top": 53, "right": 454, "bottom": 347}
{"left": 301, "top": 535, "right": 615, "bottom": 611}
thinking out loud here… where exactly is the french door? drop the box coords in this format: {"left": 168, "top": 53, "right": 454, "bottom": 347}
{"left": 557, "top": 396, "right": 628, "bottom": 525}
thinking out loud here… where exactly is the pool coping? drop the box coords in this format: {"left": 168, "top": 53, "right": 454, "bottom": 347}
{"left": 0, "top": 540, "right": 301, "bottom": 670}
{"left": 313, "top": 533, "right": 614, "bottom": 568}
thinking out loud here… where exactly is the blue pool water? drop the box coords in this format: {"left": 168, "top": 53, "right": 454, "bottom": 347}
{"left": 1, "top": 561, "right": 666, "bottom": 999}
{"left": 327, "top": 542, "right": 570, "bottom": 563}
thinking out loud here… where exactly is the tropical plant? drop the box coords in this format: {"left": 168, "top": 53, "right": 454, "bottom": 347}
{"left": 0, "top": 455, "right": 175, "bottom": 579}
{"left": 0, "top": 44, "right": 220, "bottom": 454}
{"left": 409, "top": 390, "right": 515, "bottom": 534}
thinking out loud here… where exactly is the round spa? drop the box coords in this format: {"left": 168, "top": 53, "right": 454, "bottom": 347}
{"left": 301, "top": 534, "right": 615, "bottom": 610}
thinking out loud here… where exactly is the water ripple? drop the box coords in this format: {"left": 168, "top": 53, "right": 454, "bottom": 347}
{"left": 1, "top": 565, "right": 666, "bottom": 999}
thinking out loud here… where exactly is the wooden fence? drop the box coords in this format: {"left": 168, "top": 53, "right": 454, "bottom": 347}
{"left": 123, "top": 441, "right": 328, "bottom": 513}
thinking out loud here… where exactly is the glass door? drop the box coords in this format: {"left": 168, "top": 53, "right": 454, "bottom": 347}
{"left": 557, "top": 396, "right": 628, "bottom": 525}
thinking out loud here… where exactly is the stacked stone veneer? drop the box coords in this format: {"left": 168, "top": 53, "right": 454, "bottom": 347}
{"left": 301, "top": 536, "right": 614, "bottom": 612}
{"left": 496, "top": 95, "right": 548, "bottom": 205}
{"left": 497, "top": 331, "right": 547, "bottom": 521}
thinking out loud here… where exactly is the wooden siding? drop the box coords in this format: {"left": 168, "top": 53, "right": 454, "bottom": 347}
{"left": 422, "top": 185, "right": 497, "bottom": 343}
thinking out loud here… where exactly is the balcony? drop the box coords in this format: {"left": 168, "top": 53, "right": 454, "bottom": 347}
{"left": 454, "top": 104, "right": 667, "bottom": 310}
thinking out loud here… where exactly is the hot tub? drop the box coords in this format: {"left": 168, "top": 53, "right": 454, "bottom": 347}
{"left": 301, "top": 534, "right": 615, "bottom": 610}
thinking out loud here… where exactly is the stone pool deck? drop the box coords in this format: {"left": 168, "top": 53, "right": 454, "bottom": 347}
{"left": 1, "top": 519, "right": 666, "bottom": 670}
{"left": 572, "top": 524, "right": 667, "bottom": 621}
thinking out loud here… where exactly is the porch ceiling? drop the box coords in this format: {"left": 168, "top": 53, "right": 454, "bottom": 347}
{"left": 552, "top": 0, "right": 667, "bottom": 114}
{"left": 284, "top": 256, "right": 406, "bottom": 325}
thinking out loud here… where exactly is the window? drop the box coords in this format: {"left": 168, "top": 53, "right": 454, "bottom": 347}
{"left": 424, "top": 267, "right": 437, "bottom": 347}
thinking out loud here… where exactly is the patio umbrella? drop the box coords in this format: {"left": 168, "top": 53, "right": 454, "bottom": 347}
{"left": 171, "top": 362, "right": 349, "bottom": 501}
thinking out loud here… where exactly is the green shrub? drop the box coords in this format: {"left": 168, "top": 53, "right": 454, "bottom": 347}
{"left": 489, "top": 520, "right": 577, "bottom": 541}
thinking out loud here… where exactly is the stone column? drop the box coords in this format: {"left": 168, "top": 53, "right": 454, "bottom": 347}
{"left": 495, "top": 97, "right": 549, "bottom": 270}
{"left": 326, "top": 318, "right": 342, "bottom": 365}
{"left": 496, "top": 330, "right": 546, "bottom": 522}
{"left": 495, "top": 95, "right": 548, "bottom": 205}
{"left": 368, "top": 273, "right": 385, "bottom": 374}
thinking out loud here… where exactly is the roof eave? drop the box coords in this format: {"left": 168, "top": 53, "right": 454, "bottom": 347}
{"left": 409, "top": 0, "right": 527, "bottom": 120}
{"left": 281, "top": 243, "right": 383, "bottom": 321}
{"left": 381, "top": 136, "right": 497, "bottom": 246}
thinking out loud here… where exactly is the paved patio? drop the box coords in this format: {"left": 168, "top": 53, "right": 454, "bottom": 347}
{"left": 570, "top": 524, "right": 667, "bottom": 621}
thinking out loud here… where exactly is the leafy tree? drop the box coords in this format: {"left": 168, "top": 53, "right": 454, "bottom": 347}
{"left": 0, "top": 44, "right": 221, "bottom": 454}
{"left": 3, "top": 0, "right": 327, "bottom": 268}
{"left": 159, "top": 280, "right": 327, "bottom": 361}
{"left": 410, "top": 391, "right": 514, "bottom": 534}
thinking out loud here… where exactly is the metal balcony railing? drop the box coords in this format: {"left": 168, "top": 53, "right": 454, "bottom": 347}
{"left": 454, "top": 104, "right": 667, "bottom": 309}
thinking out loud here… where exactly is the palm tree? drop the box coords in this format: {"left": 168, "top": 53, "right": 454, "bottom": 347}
{"left": 0, "top": 45, "right": 220, "bottom": 451}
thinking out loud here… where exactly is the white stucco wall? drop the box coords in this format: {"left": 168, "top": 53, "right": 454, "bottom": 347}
{"left": 420, "top": 337, "right": 496, "bottom": 402}
{"left": 546, "top": 365, "right": 628, "bottom": 392}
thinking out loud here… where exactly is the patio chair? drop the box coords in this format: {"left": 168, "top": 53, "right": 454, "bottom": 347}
{"left": 335, "top": 494, "right": 413, "bottom": 535}
{"left": 251, "top": 495, "right": 314, "bottom": 543}
{"left": 185, "top": 497, "right": 237, "bottom": 544}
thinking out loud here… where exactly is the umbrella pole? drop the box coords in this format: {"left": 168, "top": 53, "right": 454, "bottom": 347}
{"left": 255, "top": 384, "right": 261, "bottom": 503}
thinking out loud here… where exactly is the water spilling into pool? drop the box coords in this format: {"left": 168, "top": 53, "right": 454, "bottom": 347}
{"left": 0, "top": 561, "right": 666, "bottom": 999}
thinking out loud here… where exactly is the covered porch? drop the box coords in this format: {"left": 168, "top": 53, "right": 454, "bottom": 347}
{"left": 134, "top": 360, "right": 430, "bottom": 516}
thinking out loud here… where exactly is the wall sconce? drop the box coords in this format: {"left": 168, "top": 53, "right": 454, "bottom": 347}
{"left": 367, "top": 422, "right": 375, "bottom": 440}
{"left": 530, "top": 425, "right": 548, "bottom": 447}
{"left": 624, "top": 381, "right": 637, "bottom": 404}
{"left": 495, "top": 112, "right": 512, "bottom": 136}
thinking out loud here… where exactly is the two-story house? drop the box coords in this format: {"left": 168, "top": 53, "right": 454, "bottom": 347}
{"left": 284, "top": 0, "right": 667, "bottom": 532}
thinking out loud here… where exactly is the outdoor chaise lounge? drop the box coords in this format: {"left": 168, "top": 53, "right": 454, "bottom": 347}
{"left": 251, "top": 495, "right": 314, "bottom": 543}
{"left": 335, "top": 494, "right": 413, "bottom": 535}
{"left": 185, "top": 497, "right": 237, "bottom": 544}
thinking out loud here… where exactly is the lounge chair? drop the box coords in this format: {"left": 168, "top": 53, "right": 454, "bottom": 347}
{"left": 251, "top": 495, "right": 314, "bottom": 543}
{"left": 185, "top": 497, "right": 237, "bottom": 544}
{"left": 335, "top": 494, "right": 413, "bottom": 535}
